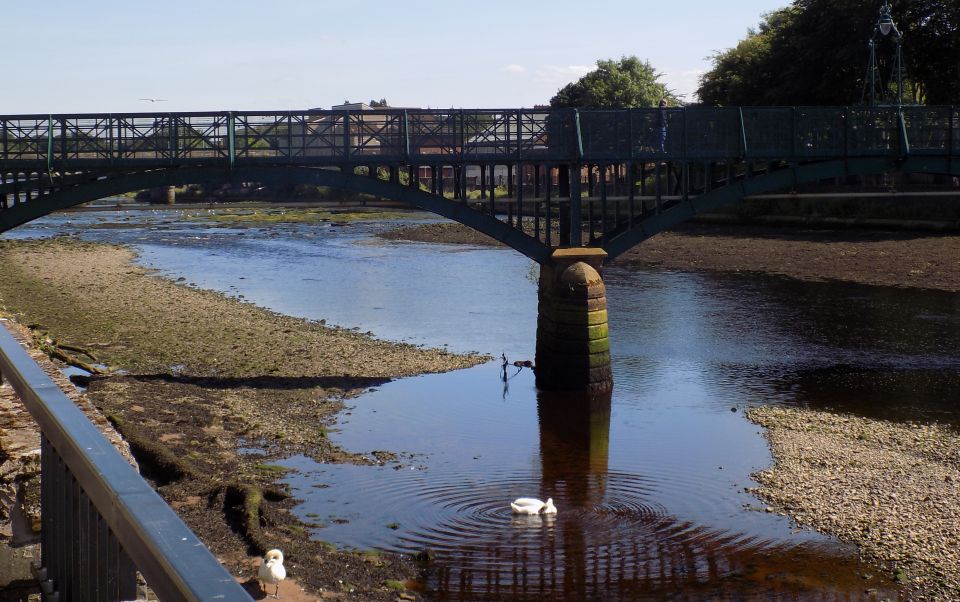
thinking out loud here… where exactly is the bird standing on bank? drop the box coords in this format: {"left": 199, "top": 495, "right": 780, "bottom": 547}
{"left": 258, "top": 549, "right": 286, "bottom": 599}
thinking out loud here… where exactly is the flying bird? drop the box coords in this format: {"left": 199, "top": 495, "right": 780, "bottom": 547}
{"left": 258, "top": 549, "right": 286, "bottom": 598}
{"left": 138, "top": 98, "right": 168, "bottom": 102}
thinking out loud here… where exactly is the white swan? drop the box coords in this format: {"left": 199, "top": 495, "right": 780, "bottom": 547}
{"left": 258, "top": 548, "right": 286, "bottom": 599}
{"left": 511, "top": 497, "right": 558, "bottom": 515}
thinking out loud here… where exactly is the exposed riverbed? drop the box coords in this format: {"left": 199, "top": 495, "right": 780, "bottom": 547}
{"left": 1, "top": 205, "right": 957, "bottom": 599}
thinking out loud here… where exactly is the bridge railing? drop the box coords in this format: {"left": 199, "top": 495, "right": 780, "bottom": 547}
{"left": 0, "top": 106, "right": 956, "bottom": 171}
{"left": 0, "top": 326, "right": 253, "bottom": 601}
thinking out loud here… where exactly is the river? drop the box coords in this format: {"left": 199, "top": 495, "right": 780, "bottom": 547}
{"left": 8, "top": 205, "right": 959, "bottom": 600}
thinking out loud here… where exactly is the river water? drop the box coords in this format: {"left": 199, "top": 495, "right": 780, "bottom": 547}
{"left": 8, "top": 206, "right": 960, "bottom": 600}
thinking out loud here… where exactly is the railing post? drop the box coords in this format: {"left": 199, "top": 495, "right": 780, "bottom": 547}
{"left": 286, "top": 112, "right": 293, "bottom": 159}
{"left": 573, "top": 109, "right": 584, "bottom": 162}
{"left": 738, "top": 107, "right": 748, "bottom": 159}
{"left": 343, "top": 110, "right": 351, "bottom": 161}
{"left": 227, "top": 112, "right": 235, "bottom": 169}
{"left": 516, "top": 110, "right": 522, "bottom": 162}
{"left": 46, "top": 115, "right": 54, "bottom": 175}
{"left": 60, "top": 118, "right": 68, "bottom": 162}
{"left": 113, "top": 115, "right": 121, "bottom": 163}
{"left": 403, "top": 109, "right": 410, "bottom": 163}
{"left": 458, "top": 109, "right": 465, "bottom": 164}
{"left": 171, "top": 114, "right": 180, "bottom": 162}
{"left": 898, "top": 106, "right": 910, "bottom": 158}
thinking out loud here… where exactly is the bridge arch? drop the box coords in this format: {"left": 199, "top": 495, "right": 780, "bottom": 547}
{"left": 603, "top": 156, "right": 960, "bottom": 261}
{"left": 0, "top": 165, "right": 553, "bottom": 262}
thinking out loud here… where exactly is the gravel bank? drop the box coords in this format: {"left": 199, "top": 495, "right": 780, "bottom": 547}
{"left": 748, "top": 406, "right": 960, "bottom": 600}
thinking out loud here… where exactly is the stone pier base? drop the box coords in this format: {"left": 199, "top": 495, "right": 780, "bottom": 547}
{"left": 535, "top": 248, "right": 612, "bottom": 393}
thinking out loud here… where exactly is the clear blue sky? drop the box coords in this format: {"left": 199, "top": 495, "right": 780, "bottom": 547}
{"left": 1, "top": 0, "right": 788, "bottom": 114}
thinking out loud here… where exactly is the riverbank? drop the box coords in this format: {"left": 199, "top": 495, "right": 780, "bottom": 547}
{"left": 748, "top": 407, "right": 960, "bottom": 600}
{"left": 0, "top": 237, "right": 487, "bottom": 599}
{"left": 381, "top": 222, "right": 960, "bottom": 292}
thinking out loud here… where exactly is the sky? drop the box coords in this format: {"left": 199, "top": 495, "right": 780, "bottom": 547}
{"left": 1, "top": 0, "right": 789, "bottom": 114}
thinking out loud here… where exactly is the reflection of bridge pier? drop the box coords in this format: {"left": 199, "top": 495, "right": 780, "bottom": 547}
{"left": 538, "top": 390, "right": 611, "bottom": 503}
{"left": 538, "top": 389, "right": 611, "bottom": 599}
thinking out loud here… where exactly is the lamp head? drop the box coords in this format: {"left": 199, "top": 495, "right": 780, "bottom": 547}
{"left": 877, "top": 2, "right": 895, "bottom": 36}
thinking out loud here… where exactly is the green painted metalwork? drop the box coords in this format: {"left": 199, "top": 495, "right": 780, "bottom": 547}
{"left": 227, "top": 112, "right": 235, "bottom": 169}
{"left": 46, "top": 116, "right": 53, "bottom": 173}
{"left": 0, "top": 106, "right": 957, "bottom": 261}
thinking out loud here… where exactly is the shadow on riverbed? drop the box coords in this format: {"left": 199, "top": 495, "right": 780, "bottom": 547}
{"left": 790, "top": 366, "right": 960, "bottom": 425}
{"left": 669, "top": 222, "right": 960, "bottom": 243}
{"left": 89, "top": 372, "right": 392, "bottom": 392}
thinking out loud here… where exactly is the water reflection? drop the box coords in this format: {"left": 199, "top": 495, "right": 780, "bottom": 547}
{"left": 538, "top": 390, "right": 612, "bottom": 505}
{"left": 422, "top": 390, "right": 899, "bottom": 600}
{"left": 7, "top": 209, "right": 942, "bottom": 599}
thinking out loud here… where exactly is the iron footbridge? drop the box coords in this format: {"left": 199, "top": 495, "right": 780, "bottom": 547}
{"left": 1, "top": 105, "right": 958, "bottom": 261}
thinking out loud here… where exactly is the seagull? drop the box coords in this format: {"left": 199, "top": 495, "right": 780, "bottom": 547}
{"left": 258, "top": 549, "right": 286, "bottom": 599}
{"left": 138, "top": 98, "right": 168, "bottom": 102}
{"left": 510, "top": 497, "right": 557, "bottom": 515}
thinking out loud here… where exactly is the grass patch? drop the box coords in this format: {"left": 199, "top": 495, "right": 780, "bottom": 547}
{"left": 254, "top": 463, "right": 290, "bottom": 475}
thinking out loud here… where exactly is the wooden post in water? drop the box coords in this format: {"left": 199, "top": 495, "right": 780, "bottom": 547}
{"left": 535, "top": 248, "right": 612, "bottom": 394}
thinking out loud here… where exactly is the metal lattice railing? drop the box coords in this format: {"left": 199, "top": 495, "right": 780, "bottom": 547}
{"left": 0, "top": 326, "right": 253, "bottom": 601}
{"left": 1, "top": 106, "right": 955, "bottom": 170}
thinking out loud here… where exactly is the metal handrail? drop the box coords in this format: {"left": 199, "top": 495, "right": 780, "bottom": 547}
{"left": 2, "top": 106, "right": 955, "bottom": 173}
{"left": 0, "top": 326, "right": 252, "bottom": 601}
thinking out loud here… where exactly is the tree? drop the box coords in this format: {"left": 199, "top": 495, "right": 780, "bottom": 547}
{"left": 899, "top": 0, "right": 960, "bottom": 103}
{"left": 549, "top": 56, "right": 679, "bottom": 108}
{"left": 369, "top": 98, "right": 389, "bottom": 108}
{"left": 697, "top": 7, "right": 799, "bottom": 106}
{"left": 697, "top": 0, "right": 960, "bottom": 106}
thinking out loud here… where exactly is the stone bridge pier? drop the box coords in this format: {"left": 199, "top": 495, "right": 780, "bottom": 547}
{"left": 535, "top": 248, "right": 612, "bottom": 393}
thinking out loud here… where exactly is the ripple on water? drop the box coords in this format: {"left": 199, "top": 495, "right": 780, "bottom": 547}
{"left": 282, "top": 456, "right": 898, "bottom": 599}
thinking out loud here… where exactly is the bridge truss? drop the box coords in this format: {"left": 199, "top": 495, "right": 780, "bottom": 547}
{"left": 1, "top": 106, "right": 957, "bottom": 262}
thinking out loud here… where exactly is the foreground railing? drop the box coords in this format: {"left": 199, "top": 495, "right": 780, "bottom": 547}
{"left": 0, "top": 326, "right": 252, "bottom": 601}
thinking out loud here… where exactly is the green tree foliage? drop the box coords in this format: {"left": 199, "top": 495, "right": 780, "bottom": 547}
{"left": 697, "top": 1, "right": 960, "bottom": 106}
{"left": 696, "top": 7, "right": 800, "bottom": 106}
{"left": 369, "top": 98, "right": 389, "bottom": 108}
{"left": 550, "top": 56, "right": 679, "bottom": 108}
{"left": 899, "top": 1, "right": 960, "bottom": 103}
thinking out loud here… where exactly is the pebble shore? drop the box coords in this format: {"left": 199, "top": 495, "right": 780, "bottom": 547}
{"left": 748, "top": 406, "right": 960, "bottom": 600}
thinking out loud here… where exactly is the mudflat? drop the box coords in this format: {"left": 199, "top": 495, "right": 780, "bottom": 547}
{"left": 0, "top": 236, "right": 486, "bottom": 599}
{"left": 381, "top": 221, "right": 960, "bottom": 291}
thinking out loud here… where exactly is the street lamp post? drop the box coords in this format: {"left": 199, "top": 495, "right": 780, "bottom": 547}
{"left": 863, "top": 1, "right": 904, "bottom": 106}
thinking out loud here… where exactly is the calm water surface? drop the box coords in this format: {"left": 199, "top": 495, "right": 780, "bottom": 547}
{"left": 9, "top": 207, "right": 960, "bottom": 600}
